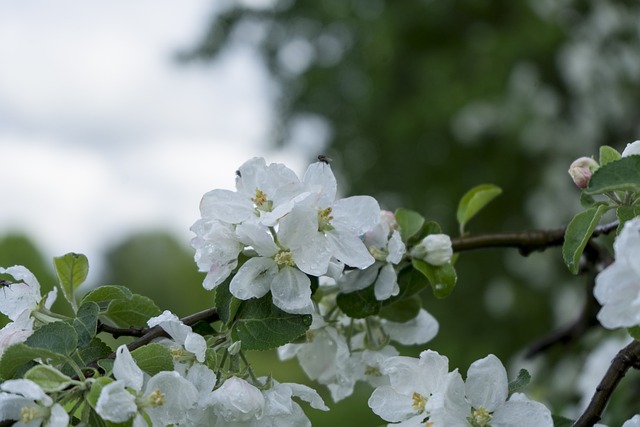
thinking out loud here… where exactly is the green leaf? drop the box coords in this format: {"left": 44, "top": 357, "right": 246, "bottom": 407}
{"left": 82, "top": 285, "right": 133, "bottom": 312}
{"left": 231, "top": 295, "right": 312, "bottom": 351}
{"left": 457, "top": 184, "right": 502, "bottom": 233}
{"left": 507, "top": 368, "right": 531, "bottom": 394}
{"left": 76, "top": 338, "right": 113, "bottom": 366}
{"left": 579, "top": 192, "right": 597, "bottom": 208}
{"left": 585, "top": 156, "right": 640, "bottom": 195}
{"left": 389, "top": 266, "right": 431, "bottom": 302}
{"left": 628, "top": 326, "right": 640, "bottom": 341}
{"left": 25, "top": 322, "right": 78, "bottom": 356}
{"left": 562, "top": 205, "right": 610, "bottom": 274}
{"left": 336, "top": 286, "right": 382, "bottom": 319}
{"left": 73, "top": 301, "right": 100, "bottom": 347}
{"left": 53, "top": 252, "right": 89, "bottom": 312}
{"left": 394, "top": 208, "right": 425, "bottom": 242}
{"left": 411, "top": 221, "right": 443, "bottom": 244}
{"left": 616, "top": 205, "right": 640, "bottom": 234}
{"left": 412, "top": 259, "right": 457, "bottom": 298}
{"left": 105, "top": 294, "right": 161, "bottom": 328}
{"left": 24, "top": 365, "right": 76, "bottom": 392}
{"left": 131, "top": 343, "right": 174, "bottom": 375}
{"left": 379, "top": 295, "right": 422, "bottom": 322}
{"left": 215, "top": 278, "right": 243, "bottom": 325}
{"left": 599, "top": 145, "right": 621, "bottom": 166}
{"left": 0, "top": 344, "right": 66, "bottom": 380}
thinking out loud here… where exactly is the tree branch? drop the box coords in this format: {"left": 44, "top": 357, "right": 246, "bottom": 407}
{"left": 573, "top": 340, "right": 640, "bottom": 427}
{"left": 89, "top": 308, "right": 218, "bottom": 368}
{"left": 451, "top": 221, "right": 618, "bottom": 255}
{"left": 525, "top": 240, "right": 613, "bottom": 358}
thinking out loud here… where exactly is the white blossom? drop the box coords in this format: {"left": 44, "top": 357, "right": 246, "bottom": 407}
{"left": 0, "top": 310, "right": 34, "bottom": 357}
{"left": 622, "top": 140, "right": 640, "bottom": 157}
{"left": 0, "top": 379, "right": 68, "bottom": 427}
{"left": 0, "top": 266, "right": 55, "bottom": 322}
{"left": 148, "top": 310, "right": 207, "bottom": 363}
{"left": 210, "top": 376, "right": 265, "bottom": 422}
{"left": 455, "top": 355, "right": 553, "bottom": 427}
{"left": 97, "top": 345, "right": 198, "bottom": 426}
{"left": 368, "top": 350, "right": 463, "bottom": 425}
{"left": 594, "top": 218, "right": 640, "bottom": 328}
{"left": 411, "top": 234, "right": 453, "bottom": 266}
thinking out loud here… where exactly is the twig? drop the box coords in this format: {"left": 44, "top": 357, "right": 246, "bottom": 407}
{"left": 524, "top": 240, "right": 613, "bottom": 358}
{"left": 573, "top": 340, "right": 640, "bottom": 427}
{"left": 451, "top": 221, "right": 618, "bottom": 255}
{"left": 97, "top": 322, "right": 147, "bottom": 338}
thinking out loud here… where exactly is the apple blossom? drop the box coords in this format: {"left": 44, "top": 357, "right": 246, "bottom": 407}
{"left": 411, "top": 234, "right": 453, "bottom": 266}
{"left": 0, "top": 379, "right": 68, "bottom": 427}
{"left": 593, "top": 218, "right": 640, "bottom": 328}
{"left": 622, "top": 140, "right": 640, "bottom": 157}
{"left": 147, "top": 310, "right": 207, "bottom": 363}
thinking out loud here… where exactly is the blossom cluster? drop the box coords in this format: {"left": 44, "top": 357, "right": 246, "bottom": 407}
{"left": 93, "top": 313, "right": 329, "bottom": 426}
{"left": 191, "top": 157, "right": 452, "bottom": 315}
{"left": 368, "top": 350, "right": 553, "bottom": 427}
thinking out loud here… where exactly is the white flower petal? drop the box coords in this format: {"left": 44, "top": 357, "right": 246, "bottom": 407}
{"left": 1, "top": 379, "right": 49, "bottom": 403}
{"left": 236, "top": 222, "right": 279, "bottom": 257}
{"left": 303, "top": 162, "right": 337, "bottom": 207}
{"left": 0, "top": 266, "right": 42, "bottom": 321}
{"left": 96, "top": 380, "right": 137, "bottom": 423}
{"left": 287, "top": 382, "right": 329, "bottom": 411}
{"left": 199, "top": 189, "right": 254, "bottom": 224}
{"left": 270, "top": 267, "right": 313, "bottom": 314}
{"left": 374, "top": 263, "right": 399, "bottom": 300}
{"left": 148, "top": 310, "right": 191, "bottom": 344}
{"left": 113, "top": 345, "right": 144, "bottom": 391}
{"left": 382, "top": 309, "right": 438, "bottom": 345}
{"left": 368, "top": 386, "right": 417, "bottom": 423}
{"left": 230, "top": 257, "right": 277, "bottom": 300}
{"left": 491, "top": 393, "right": 553, "bottom": 427}
{"left": 184, "top": 332, "right": 207, "bottom": 363}
{"left": 326, "top": 231, "right": 374, "bottom": 269}
{"left": 146, "top": 371, "right": 199, "bottom": 426}
{"left": 211, "top": 377, "right": 264, "bottom": 422}
{"left": 339, "top": 267, "right": 378, "bottom": 293}
{"left": 387, "top": 230, "right": 406, "bottom": 264}
{"left": 465, "top": 354, "right": 508, "bottom": 412}
{"left": 332, "top": 196, "right": 381, "bottom": 235}
{"left": 621, "top": 140, "right": 640, "bottom": 157}
{"left": 186, "top": 364, "right": 217, "bottom": 395}
{"left": 46, "top": 403, "right": 70, "bottom": 427}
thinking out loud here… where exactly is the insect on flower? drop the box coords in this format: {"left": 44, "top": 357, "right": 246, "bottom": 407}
{"left": 317, "top": 155, "right": 332, "bottom": 164}
{"left": 0, "top": 279, "right": 13, "bottom": 296}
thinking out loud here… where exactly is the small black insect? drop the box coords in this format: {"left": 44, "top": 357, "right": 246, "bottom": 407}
{"left": 235, "top": 170, "right": 242, "bottom": 178}
{"left": 0, "top": 279, "right": 13, "bottom": 296}
{"left": 318, "top": 155, "right": 332, "bottom": 164}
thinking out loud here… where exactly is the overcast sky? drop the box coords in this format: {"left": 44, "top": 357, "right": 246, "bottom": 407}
{"left": 0, "top": 1, "right": 310, "bottom": 278}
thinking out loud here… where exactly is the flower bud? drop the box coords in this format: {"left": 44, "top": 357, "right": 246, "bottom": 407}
{"left": 411, "top": 234, "right": 453, "bottom": 266}
{"left": 622, "top": 140, "right": 640, "bottom": 157}
{"left": 568, "top": 157, "right": 599, "bottom": 189}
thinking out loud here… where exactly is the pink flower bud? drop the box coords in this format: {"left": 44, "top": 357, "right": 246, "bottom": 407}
{"left": 568, "top": 157, "right": 599, "bottom": 189}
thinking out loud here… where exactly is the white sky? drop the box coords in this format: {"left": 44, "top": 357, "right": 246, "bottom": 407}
{"left": 0, "top": 1, "right": 308, "bottom": 278}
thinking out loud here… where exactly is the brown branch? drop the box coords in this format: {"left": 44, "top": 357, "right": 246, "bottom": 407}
{"left": 525, "top": 240, "right": 614, "bottom": 358}
{"left": 97, "top": 322, "right": 147, "bottom": 338}
{"left": 573, "top": 340, "right": 640, "bottom": 427}
{"left": 84, "top": 307, "right": 218, "bottom": 373}
{"left": 451, "top": 221, "right": 618, "bottom": 256}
